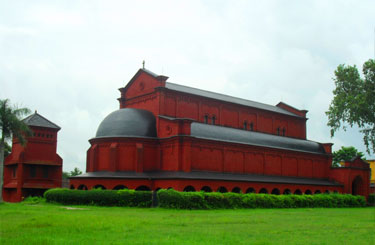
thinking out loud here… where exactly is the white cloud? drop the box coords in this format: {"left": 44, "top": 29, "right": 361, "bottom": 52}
{"left": 1, "top": 0, "right": 374, "bottom": 171}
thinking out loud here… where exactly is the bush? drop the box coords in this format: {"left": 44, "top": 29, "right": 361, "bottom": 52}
{"left": 44, "top": 188, "right": 367, "bottom": 209}
{"left": 44, "top": 188, "right": 152, "bottom": 207}
{"left": 157, "top": 189, "right": 206, "bottom": 209}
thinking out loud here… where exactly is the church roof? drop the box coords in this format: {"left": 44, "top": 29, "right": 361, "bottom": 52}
{"left": 164, "top": 82, "right": 301, "bottom": 118}
{"left": 22, "top": 112, "right": 60, "bottom": 130}
{"left": 72, "top": 171, "right": 342, "bottom": 187}
{"left": 190, "top": 122, "right": 326, "bottom": 155}
{"left": 95, "top": 108, "right": 157, "bottom": 138}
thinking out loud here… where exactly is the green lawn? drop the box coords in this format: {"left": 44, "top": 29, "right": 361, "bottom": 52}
{"left": 0, "top": 202, "right": 374, "bottom": 245}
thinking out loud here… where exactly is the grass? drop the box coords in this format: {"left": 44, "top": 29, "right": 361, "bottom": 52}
{"left": 0, "top": 201, "right": 374, "bottom": 245}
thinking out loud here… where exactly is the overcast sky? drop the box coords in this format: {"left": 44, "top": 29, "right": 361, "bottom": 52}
{"left": 1, "top": 0, "right": 374, "bottom": 171}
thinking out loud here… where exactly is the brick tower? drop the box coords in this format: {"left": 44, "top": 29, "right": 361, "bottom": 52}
{"left": 3, "top": 112, "right": 62, "bottom": 202}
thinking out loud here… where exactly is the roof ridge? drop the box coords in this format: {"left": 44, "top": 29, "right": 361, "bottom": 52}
{"left": 23, "top": 112, "right": 61, "bottom": 129}
{"left": 165, "top": 82, "right": 301, "bottom": 118}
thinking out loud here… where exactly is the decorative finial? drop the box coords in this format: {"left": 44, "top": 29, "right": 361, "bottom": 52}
{"left": 142, "top": 60, "right": 145, "bottom": 69}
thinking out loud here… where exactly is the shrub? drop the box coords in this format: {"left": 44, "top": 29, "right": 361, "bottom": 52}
{"left": 44, "top": 188, "right": 367, "bottom": 209}
{"left": 44, "top": 188, "right": 152, "bottom": 207}
{"left": 157, "top": 189, "right": 206, "bottom": 209}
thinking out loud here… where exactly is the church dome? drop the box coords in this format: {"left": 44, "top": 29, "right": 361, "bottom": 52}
{"left": 95, "top": 108, "right": 157, "bottom": 138}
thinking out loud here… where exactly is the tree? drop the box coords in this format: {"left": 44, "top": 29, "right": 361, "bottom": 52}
{"left": 4, "top": 141, "right": 11, "bottom": 157}
{"left": 326, "top": 59, "right": 375, "bottom": 154}
{"left": 0, "top": 99, "right": 31, "bottom": 202}
{"left": 62, "top": 167, "right": 83, "bottom": 179}
{"left": 332, "top": 146, "right": 365, "bottom": 167}
{"left": 70, "top": 167, "right": 82, "bottom": 177}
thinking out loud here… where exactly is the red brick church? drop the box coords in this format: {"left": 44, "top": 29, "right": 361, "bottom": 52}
{"left": 69, "top": 68, "right": 370, "bottom": 198}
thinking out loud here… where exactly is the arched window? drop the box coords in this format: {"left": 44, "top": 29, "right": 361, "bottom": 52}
{"left": 212, "top": 115, "right": 216, "bottom": 125}
{"left": 217, "top": 186, "right": 228, "bottom": 193}
{"left": 136, "top": 185, "right": 151, "bottom": 191}
{"left": 183, "top": 186, "right": 196, "bottom": 192}
{"left": 305, "top": 190, "right": 312, "bottom": 195}
{"left": 77, "top": 184, "right": 88, "bottom": 190}
{"left": 246, "top": 187, "right": 256, "bottom": 193}
{"left": 93, "top": 184, "right": 106, "bottom": 190}
{"left": 201, "top": 186, "right": 212, "bottom": 192}
{"left": 282, "top": 128, "right": 286, "bottom": 136}
{"left": 231, "top": 187, "right": 241, "bottom": 193}
{"left": 294, "top": 189, "right": 302, "bottom": 195}
{"left": 249, "top": 122, "right": 254, "bottom": 131}
{"left": 314, "top": 190, "right": 321, "bottom": 194}
{"left": 283, "top": 189, "right": 291, "bottom": 195}
{"left": 271, "top": 188, "right": 280, "bottom": 195}
{"left": 113, "top": 185, "right": 127, "bottom": 190}
{"left": 324, "top": 190, "right": 330, "bottom": 194}
{"left": 243, "top": 121, "right": 247, "bottom": 130}
{"left": 204, "top": 115, "right": 209, "bottom": 124}
{"left": 70, "top": 185, "right": 75, "bottom": 190}
{"left": 259, "top": 188, "right": 268, "bottom": 194}
{"left": 276, "top": 127, "right": 280, "bottom": 135}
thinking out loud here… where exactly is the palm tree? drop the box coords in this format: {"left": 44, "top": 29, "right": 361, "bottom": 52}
{"left": 0, "top": 99, "right": 31, "bottom": 202}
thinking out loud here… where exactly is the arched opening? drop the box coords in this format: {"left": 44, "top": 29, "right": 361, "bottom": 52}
{"left": 77, "top": 184, "right": 88, "bottom": 190}
{"left": 93, "top": 184, "right": 106, "bottom": 190}
{"left": 324, "top": 190, "right": 330, "bottom": 194}
{"left": 201, "top": 186, "right": 212, "bottom": 192}
{"left": 113, "top": 185, "right": 127, "bottom": 190}
{"left": 283, "top": 189, "right": 291, "bottom": 195}
{"left": 217, "top": 186, "right": 228, "bottom": 193}
{"left": 352, "top": 176, "right": 364, "bottom": 196}
{"left": 231, "top": 187, "right": 241, "bottom": 193}
{"left": 294, "top": 189, "right": 302, "bottom": 195}
{"left": 183, "top": 186, "right": 196, "bottom": 192}
{"left": 70, "top": 185, "right": 75, "bottom": 190}
{"left": 246, "top": 187, "right": 256, "bottom": 193}
{"left": 314, "top": 190, "right": 321, "bottom": 194}
{"left": 155, "top": 187, "right": 161, "bottom": 192}
{"left": 167, "top": 187, "right": 173, "bottom": 190}
{"left": 259, "top": 188, "right": 268, "bottom": 194}
{"left": 136, "top": 185, "right": 151, "bottom": 191}
{"left": 271, "top": 188, "right": 280, "bottom": 195}
{"left": 305, "top": 190, "right": 312, "bottom": 195}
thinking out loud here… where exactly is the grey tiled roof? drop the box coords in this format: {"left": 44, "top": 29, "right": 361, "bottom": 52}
{"left": 71, "top": 171, "right": 342, "bottom": 186}
{"left": 165, "top": 82, "right": 301, "bottom": 118}
{"left": 22, "top": 112, "right": 60, "bottom": 129}
{"left": 190, "top": 122, "right": 326, "bottom": 155}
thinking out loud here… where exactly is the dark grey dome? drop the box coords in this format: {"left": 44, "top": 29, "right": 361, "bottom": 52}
{"left": 95, "top": 108, "right": 157, "bottom": 138}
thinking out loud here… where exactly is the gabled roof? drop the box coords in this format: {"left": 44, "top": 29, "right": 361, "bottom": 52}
{"left": 190, "top": 122, "right": 326, "bottom": 155}
{"left": 120, "top": 68, "right": 169, "bottom": 92}
{"left": 22, "top": 112, "right": 60, "bottom": 130}
{"left": 165, "top": 82, "right": 302, "bottom": 118}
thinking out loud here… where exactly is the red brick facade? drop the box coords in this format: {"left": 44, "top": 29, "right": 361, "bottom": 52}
{"left": 3, "top": 113, "right": 62, "bottom": 202}
{"left": 70, "top": 68, "right": 370, "bottom": 198}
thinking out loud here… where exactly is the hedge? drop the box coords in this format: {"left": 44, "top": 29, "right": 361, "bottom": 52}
{"left": 44, "top": 188, "right": 367, "bottom": 209}
{"left": 156, "top": 189, "right": 366, "bottom": 209}
{"left": 44, "top": 188, "right": 152, "bottom": 207}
